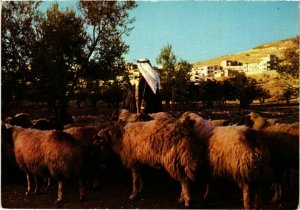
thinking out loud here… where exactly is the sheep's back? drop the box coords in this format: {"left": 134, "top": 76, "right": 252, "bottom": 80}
{"left": 13, "top": 128, "right": 83, "bottom": 179}
{"left": 208, "top": 126, "right": 268, "bottom": 183}
{"left": 119, "top": 119, "right": 201, "bottom": 181}
{"left": 262, "top": 124, "right": 299, "bottom": 169}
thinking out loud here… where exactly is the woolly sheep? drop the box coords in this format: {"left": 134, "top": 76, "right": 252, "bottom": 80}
{"left": 32, "top": 118, "right": 63, "bottom": 130}
{"left": 245, "top": 112, "right": 299, "bottom": 202}
{"left": 179, "top": 112, "right": 270, "bottom": 209}
{"left": 245, "top": 112, "right": 280, "bottom": 130}
{"left": 64, "top": 124, "right": 111, "bottom": 188}
{"left": 2, "top": 125, "right": 85, "bottom": 204}
{"left": 95, "top": 119, "right": 204, "bottom": 207}
{"left": 6, "top": 113, "right": 33, "bottom": 128}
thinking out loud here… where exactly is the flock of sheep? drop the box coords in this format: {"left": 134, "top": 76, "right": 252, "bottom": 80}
{"left": 1, "top": 109, "right": 299, "bottom": 209}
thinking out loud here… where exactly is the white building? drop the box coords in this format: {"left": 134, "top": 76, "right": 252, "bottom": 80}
{"left": 244, "top": 54, "right": 279, "bottom": 74}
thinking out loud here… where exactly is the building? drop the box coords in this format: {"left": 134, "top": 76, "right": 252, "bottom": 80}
{"left": 244, "top": 54, "right": 279, "bottom": 74}
{"left": 221, "top": 60, "right": 243, "bottom": 67}
{"left": 258, "top": 54, "right": 278, "bottom": 71}
{"left": 221, "top": 60, "right": 244, "bottom": 71}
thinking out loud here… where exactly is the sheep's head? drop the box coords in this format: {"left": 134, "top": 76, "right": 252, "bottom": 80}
{"left": 244, "top": 114, "right": 254, "bottom": 128}
{"left": 245, "top": 112, "right": 267, "bottom": 130}
{"left": 93, "top": 128, "right": 112, "bottom": 151}
{"left": 179, "top": 112, "right": 206, "bottom": 128}
{"left": 1, "top": 123, "right": 14, "bottom": 147}
{"left": 93, "top": 120, "right": 125, "bottom": 150}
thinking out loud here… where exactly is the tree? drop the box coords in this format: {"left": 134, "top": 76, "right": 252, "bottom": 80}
{"left": 156, "top": 44, "right": 177, "bottom": 109}
{"left": 228, "top": 73, "right": 261, "bottom": 108}
{"left": 74, "top": 1, "right": 137, "bottom": 91}
{"left": 29, "top": 1, "right": 136, "bottom": 120}
{"left": 255, "top": 86, "right": 271, "bottom": 105}
{"left": 32, "top": 3, "right": 87, "bottom": 121}
{"left": 1, "top": 1, "right": 41, "bottom": 111}
{"left": 198, "top": 79, "right": 221, "bottom": 108}
{"left": 277, "top": 37, "right": 299, "bottom": 79}
{"left": 276, "top": 37, "right": 299, "bottom": 102}
{"left": 173, "top": 60, "right": 192, "bottom": 109}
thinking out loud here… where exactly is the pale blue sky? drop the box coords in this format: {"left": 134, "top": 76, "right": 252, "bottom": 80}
{"left": 40, "top": 1, "right": 299, "bottom": 65}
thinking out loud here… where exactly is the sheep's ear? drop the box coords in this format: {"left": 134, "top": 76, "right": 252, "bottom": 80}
{"left": 187, "top": 119, "right": 195, "bottom": 127}
{"left": 182, "top": 118, "right": 195, "bottom": 128}
{"left": 4, "top": 123, "right": 13, "bottom": 129}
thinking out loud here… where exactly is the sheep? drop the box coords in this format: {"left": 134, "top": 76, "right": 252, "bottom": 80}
{"left": 116, "top": 108, "right": 172, "bottom": 122}
{"left": 245, "top": 112, "right": 299, "bottom": 201}
{"left": 6, "top": 113, "right": 33, "bottom": 128}
{"left": 179, "top": 112, "right": 270, "bottom": 209}
{"left": 209, "top": 119, "right": 229, "bottom": 126}
{"left": 261, "top": 124, "right": 299, "bottom": 202}
{"left": 246, "top": 112, "right": 299, "bottom": 202}
{"left": 64, "top": 124, "right": 112, "bottom": 188}
{"left": 115, "top": 109, "right": 153, "bottom": 122}
{"left": 245, "top": 112, "right": 280, "bottom": 130}
{"left": 1, "top": 123, "right": 23, "bottom": 182}
{"left": 32, "top": 118, "right": 64, "bottom": 130}
{"left": 2, "top": 125, "right": 85, "bottom": 205}
{"left": 95, "top": 119, "right": 205, "bottom": 207}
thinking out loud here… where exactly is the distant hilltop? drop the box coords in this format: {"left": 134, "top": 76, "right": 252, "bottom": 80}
{"left": 193, "top": 37, "right": 298, "bottom": 68}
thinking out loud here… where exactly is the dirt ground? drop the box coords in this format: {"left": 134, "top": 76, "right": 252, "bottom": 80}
{"left": 1, "top": 102, "right": 299, "bottom": 209}
{"left": 1, "top": 167, "right": 299, "bottom": 209}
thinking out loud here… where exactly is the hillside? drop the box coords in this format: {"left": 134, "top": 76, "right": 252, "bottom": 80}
{"left": 193, "top": 37, "right": 299, "bottom": 102}
{"left": 193, "top": 37, "right": 298, "bottom": 67}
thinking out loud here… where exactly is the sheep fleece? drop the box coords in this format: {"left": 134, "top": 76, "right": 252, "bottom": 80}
{"left": 117, "top": 120, "right": 202, "bottom": 182}
{"left": 13, "top": 127, "right": 83, "bottom": 179}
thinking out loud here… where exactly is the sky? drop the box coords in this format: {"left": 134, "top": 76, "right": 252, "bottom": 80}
{"left": 40, "top": 1, "right": 299, "bottom": 66}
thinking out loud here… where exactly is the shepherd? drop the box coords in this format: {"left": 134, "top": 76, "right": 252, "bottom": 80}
{"left": 136, "top": 59, "right": 163, "bottom": 114}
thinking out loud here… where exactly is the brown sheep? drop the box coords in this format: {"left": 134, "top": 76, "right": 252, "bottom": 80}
{"left": 117, "top": 108, "right": 172, "bottom": 122}
{"left": 245, "top": 112, "right": 280, "bottom": 130}
{"left": 245, "top": 112, "right": 299, "bottom": 202}
{"left": 95, "top": 119, "right": 204, "bottom": 207}
{"left": 179, "top": 112, "right": 270, "bottom": 209}
{"left": 209, "top": 119, "right": 229, "bottom": 126}
{"left": 6, "top": 113, "right": 33, "bottom": 128}
{"left": 2, "top": 125, "right": 85, "bottom": 204}
{"left": 116, "top": 109, "right": 153, "bottom": 122}
{"left": 32, "top": 118, "right": 64, "bottom": 130}
{"left": 64, "top": 124, "right": 111, "bottom": 188}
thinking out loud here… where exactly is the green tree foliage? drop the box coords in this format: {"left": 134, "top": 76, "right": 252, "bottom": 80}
{"left": 228, "top": 73, "right": 261, "bottom": 108}
{"left": 77, "top": 1, "right": 137, "bottom": 88}
{"left": 198, "top": 79, "right": 220, "bottom": 108}
{"left": 32, "top": 3, "right": 87, "bottom": 119}
{"left": 276, "top": 37, "right": 299, "bottom": 102}
{"left": 255, "top": 86, "right": 270, "bottom": 105}
{"left": 156, "top": 44, "right": 177, "bottom": 108}
{"left": 2, "top": 1, "right": 136, "bottom": 118}
{"left": 173, "top": 60, "right": 192, "bottom": 108}
{"left": 1, "top": 1, "right": 41, "bottom": 111}
{"left": 277, "top": 37, "right": 299, "bottom": 79}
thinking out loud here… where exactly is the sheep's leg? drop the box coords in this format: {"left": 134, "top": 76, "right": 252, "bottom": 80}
{"left": 43, "top": 177, "right": 51, "bottom": 192}
{"left": 242, "top": 184, "right": 250, "bottom": 210}
{"left": 56, "top": 180, "right": 63, "bottom": 203}
{"left": 179, "top": 180, "right": 191, "bottom": 207}
{"left": 254, "top": 186, "right": 261, "bottom": 209}
{"left": 203, "top": 183, "right": 210, "bottom": 200}
{"left": 33, "top": 175, "right": 39, "bottom": 195}
{"left": 178, "top": 191, "right": 184, "bottom": 205}
{"left": 129, "top": 168, "right": 139, "bottom": 200}
{"left": 25, "top": 173, "right": 32, "bottom": 196}
{"left": 271, "top": 183, "right": 282, "bottom": 203}
{"left": 137, "top": 170, "right": 143, "bottom": 193}
{"left": 78, "top": 178, "right": 85, "bottom": 201}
